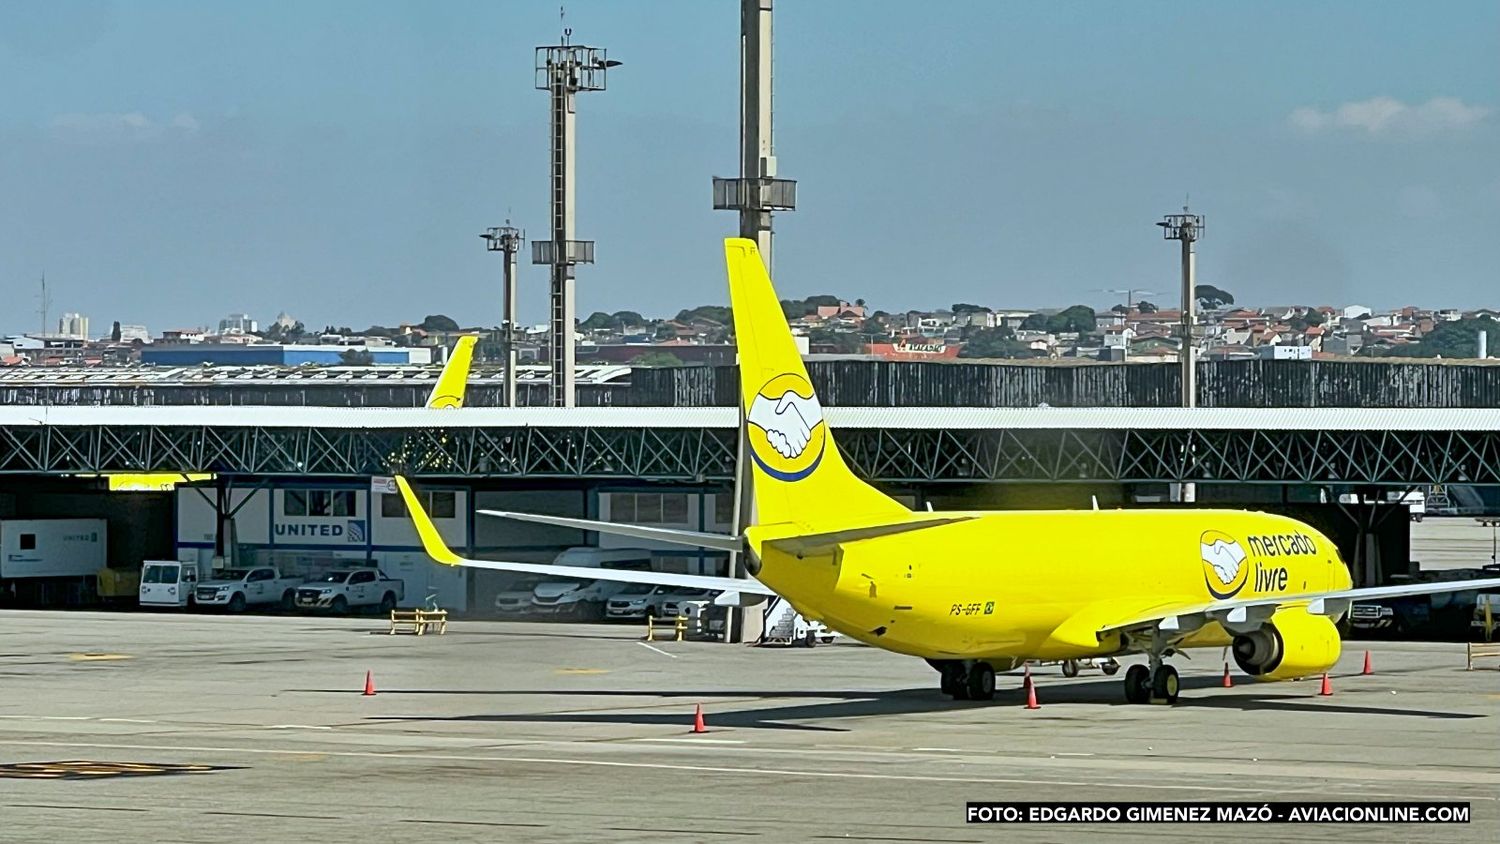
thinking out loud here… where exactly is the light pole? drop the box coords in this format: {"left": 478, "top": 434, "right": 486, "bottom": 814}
{"left": 531, "top": 32, "right": 619, "bottom": 407}
{"left": 1158, "top": 208, "right": 1204, "bottom": 503}
{"left": 482, "top": 224, "right": 525, "bottom": 407}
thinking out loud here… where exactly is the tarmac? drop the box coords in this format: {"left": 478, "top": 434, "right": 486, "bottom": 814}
{"left": 0, "top": 610, "right": 1497, "bottom": 843}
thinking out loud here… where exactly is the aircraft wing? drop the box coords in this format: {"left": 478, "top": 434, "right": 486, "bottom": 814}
{"left": 1087, "top": 576, "right": 1500, "bottom": 640}
{"left": 400, "top": 478, "right": 776, "bottom": 601}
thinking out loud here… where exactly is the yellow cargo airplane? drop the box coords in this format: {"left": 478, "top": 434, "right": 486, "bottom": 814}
{"left": 397, "top": 239, "right": 1500, "bottom": 705}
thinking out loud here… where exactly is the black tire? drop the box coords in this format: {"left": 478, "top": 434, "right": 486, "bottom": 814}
{"left": 227, "top": 592, "right": 247, "bottom": 613}
{"left": 279, "top": 590, "right": 295, "bottom": 612}
{"left": 803, "top": 630, "right": 817, "bottom": 648}
{"left": 1151, "top": 664, "right": 1180, "bottom": 704}
{"left": 1101, "top": 660, "right": 1121, "bottom": 676}
{"left": 938, "top": 663, "right": 962, "bottom": 697}
{"left": 1124, "top": 664, "right": 1150, "bottom": 704}
{"left": 646, "top": 607, "right": 658, "bottom": 619}
{"left": 966, "top": 662, "right": 996, "bottom": 701}
{"left": 820, "top": 636, "right": 835, "bottom": 645}
{"left": 1061, "top": 659, "right": 1080, "bottom": 678}
{"left": 331, "top": 595, "right": 349, "bottom": 615}
{"left": 379, "top": 592, "right": 397, "bottom": 614}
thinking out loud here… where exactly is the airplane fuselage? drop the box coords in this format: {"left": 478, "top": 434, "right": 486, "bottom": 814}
{"left": 752, "top": 509, "right": 1352, "bottom": 662}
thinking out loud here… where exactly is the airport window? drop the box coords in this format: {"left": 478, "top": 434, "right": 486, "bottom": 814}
{"left": 611, "top": 494, "right": 636, "bottom": 522}
{"left": 611, "top": 492, "right": 690, "bottom": 526}
{"left": 332, "top": 490, "right": 356, "bottom": 517}
{"left": 637, "top": 494, "right": 663, "bottom": 523}
{"left": 662, "top": 493, "right": 688, "bottom": 524}
{"left": 382, "top": 490, "right": 455, "bottom": 520}
{"left": 19, "top": 533, "right": 36, "bottom": 551}
{"left": 285, "top": 490, "right": 308, "bottom": 516}
{"left": 714, "top": 493, "right": 734, "bottom": 527}
{"left": 381, "top": 493, "right": 406, "bottom": 518}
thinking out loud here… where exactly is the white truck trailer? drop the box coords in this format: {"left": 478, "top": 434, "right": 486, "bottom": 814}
{"left": 0, "top": 519, "right": 108, "bottom": 606}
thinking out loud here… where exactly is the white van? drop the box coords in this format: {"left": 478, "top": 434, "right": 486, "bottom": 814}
{"left": 530, "top": 547, "right": 655, "bottom": 619}
{"left": 139, "top": 560, "right": 200, "bottom": 609}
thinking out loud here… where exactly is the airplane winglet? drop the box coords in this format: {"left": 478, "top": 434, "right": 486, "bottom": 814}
{"left": 396, "top": 476, "right": 463, "bottom": 565}
{"left": 425, "top": 335, "right": 478, "bottom": 409}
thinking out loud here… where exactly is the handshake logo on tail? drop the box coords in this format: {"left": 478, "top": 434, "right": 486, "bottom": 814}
{"left": 748, "top": 389, "right": 823, "bottom": 460}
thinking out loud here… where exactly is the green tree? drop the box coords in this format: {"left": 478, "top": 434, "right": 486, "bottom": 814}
{"left": 630, "top": 350, "right": 685, "bottom": 367}
{"left": 1195, "top": 285, "right": 1235, "bottom": 309}
{"left": 1135, "top": 300, "right": 1158, "bottom": 314}
{"left": 1378, "top": 316, "right": 1499, "bottom": 358}
{"left": 675, "top": 305, "right": 733, "bottom": 325}
{"left": 1045, "top": 305, "right": 1098, "bottom": 335}
{"left": 960, "top": 327, "right": 1037, "bottom": 359}
{"left": 580, "top": 311, "right": 616, "bottom": 331}
{"left": 808, "top": 328, "right": 866, "bottom": 354}
{"left": 951, "top": 302, "right": 987, "bottom": 314}
{"left": 339, "top": 349, "right": 375, "bottom": 366}
{"left": 1020, "top": 313, "right": 1048, "bottom": 331}
{"left": 612, "top": 310, "right": 645, "bottom": 327}
{"left": 420, "top": 314, "right": 460, "bottom": 332}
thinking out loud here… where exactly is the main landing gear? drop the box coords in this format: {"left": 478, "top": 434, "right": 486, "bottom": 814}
{"left": 929, "top": 659, "right": 996, "bottom": 701}
{"left": 1122, "top": 652, "right": 1179, "bottom": 705}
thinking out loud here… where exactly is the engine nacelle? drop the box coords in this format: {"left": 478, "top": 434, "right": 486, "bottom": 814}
{"left": 1231, "top": 609, "right": 1341, "bottom": 681}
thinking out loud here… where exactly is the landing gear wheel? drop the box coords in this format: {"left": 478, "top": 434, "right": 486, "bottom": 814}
{"left": 1061, "top": 659, "right": 1080, "bottom": 678}
{"left": 1123, "top": 664, "right": 1151, "bottom": 704}
{"left": 966, "top": 662, "right": 996, "bottom": 701}
{"left": 1101, "top": 659, "right": 1121, "bottom": 676}
{"left": 939, "top": 663, "right": 966, "bottom": 698}
{"left": 1151, "top": 664, "right": 1180, "bottom": 704}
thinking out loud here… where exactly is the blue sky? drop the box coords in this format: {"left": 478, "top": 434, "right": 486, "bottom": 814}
{"left": 2, "top": 1, "right": 1496, "bottom": 335}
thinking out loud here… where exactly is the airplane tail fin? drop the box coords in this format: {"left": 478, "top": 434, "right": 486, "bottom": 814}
{"left": 425, "top": 335, "right": 478, "bottom": 409}
{"left": 724, "top": 238, "right": 907, "bottom": 531}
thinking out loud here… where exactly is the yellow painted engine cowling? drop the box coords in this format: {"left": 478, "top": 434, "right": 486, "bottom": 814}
{"left": 1230, "top": 608, "right": 1341, "bottom": 681}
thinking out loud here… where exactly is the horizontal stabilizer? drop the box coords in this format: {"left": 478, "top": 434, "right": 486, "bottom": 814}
{"left": 477, "top": 509, "right": 744, "bottom": 552}
{"left": 399, "top": 478, "right": 773, "bottom": 596}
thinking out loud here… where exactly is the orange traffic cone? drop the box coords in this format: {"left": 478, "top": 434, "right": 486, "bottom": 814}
{"left": 692, "top": 703, "right": 707, "bottom": 734}
{"left": 1024, "top": 680, "right": 1040, "bottom": 710}
{"left": 362, "top": 670, "right": 376, "bottom": 697}
{"left": 1318, "top": 673, "right": 1333, "bottom": 696}
{"left": 1362, "top": 650, "right": 1373, "bottom": 676}
{"left": 1222, "top": 663, "right": 1233, "bottom": 688}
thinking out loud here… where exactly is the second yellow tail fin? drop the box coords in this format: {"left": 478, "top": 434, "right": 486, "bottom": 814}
{"left": 725, "top": 238, "right": 907, "bottom": 530}
{"left": 425, "top": 335, "right": 478, "bottom": 409}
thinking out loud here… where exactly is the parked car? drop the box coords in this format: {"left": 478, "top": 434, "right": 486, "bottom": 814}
{"left": 604, "top": 584, "right": 674, "bottom": 620}
{"left": 658, "top": 588, "right": 720, "bottom": 619}
{"left": 529, "top": 547, "right": 655, "bottom": 620}
{"left": 494, "top": 576, "right": 548, "bottom": 616}
{"left": 194, "top": 567, "right": 302, "bottom": 612}
{"left": 295, "top": 568, "right": 404, "bottom": 614}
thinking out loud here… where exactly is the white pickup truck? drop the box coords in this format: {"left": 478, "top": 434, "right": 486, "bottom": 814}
{"left": 194, "top": 567, "right": 302, "bottom": 612}
{"left": 294, "top": 568, "right": 405, "bottom": 614}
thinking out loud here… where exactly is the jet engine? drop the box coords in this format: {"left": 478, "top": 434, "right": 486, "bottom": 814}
{"left": 1231, "top": 608, "right": 1341, "bottom": 681}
